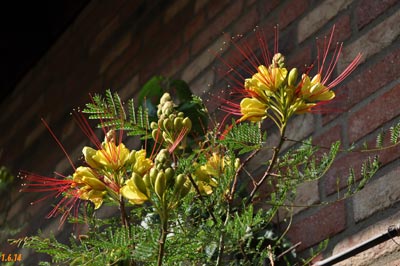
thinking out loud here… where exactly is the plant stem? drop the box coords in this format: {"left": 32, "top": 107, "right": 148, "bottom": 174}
{"left": 157, "top": 220, "right": 168, "bottom": 266}
{"left": 215, "top": 206, "right": 230, "bottom": 266}
{"left": 157, "top": 198, "right": 169, "bottom": 266}
{"left": 119, "top": 196, "right": 131, "bottom": 233}
{"left": 229, "top": 148, "right": 260, "bottom": 200}
{"left": 187, "top": 174, "right": 218, "bottom": 224}
{"left": 246, "top": 126, "right": 286, "bottom": 205}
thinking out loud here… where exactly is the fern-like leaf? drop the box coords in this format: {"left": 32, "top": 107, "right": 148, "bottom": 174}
{"left": 82, "top": 89, "right": 151, "bottom": 138}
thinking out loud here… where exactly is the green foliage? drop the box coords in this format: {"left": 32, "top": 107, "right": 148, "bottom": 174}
{"left": 345, "top": 155, "right": 379, "bottom": 197}
{"left": 0, "top": 166, "right": 14, "bottom": 191}
{"left": 390, "top": 122, "right": 400, "bottom": 144}
{"left": 278, "top": 139, "right": 340, "bottom": 183}
{"left": 220, "top": 121, "right": 264, "bottom": 154}
{"left": 11, "top": 77, "right": 396, "bottom": 266}
{"left": 83, "top": 89, "right": 151, "bottom": 138}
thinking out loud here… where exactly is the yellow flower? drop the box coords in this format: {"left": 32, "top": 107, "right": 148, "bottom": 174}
{"left": 130, "top": 149, "right": 153, "bottom": 176}
{"left": 245, "top": 65, "right": 288, "bottom": 101}
{"left": 239, "top": 97, "right": 268, "bottom": 122}
{"left": 79, "top": 188, "right": 107, "bottom": 209}
{"left": 300, "top": 74, "right": 335, "bottom": 102}
{"left": 120, "top": 175, "right": 149, "bottom": 205}
{"left": 193, "top": 153, "right": 229, "bottom": 195}
{"left": 72, "top": 166, "right": 107, "bottom": 209}
{"left": 73, "top": 166, "right": 106, "bottom": 191}
{"left": 91, "top": 142, "right": 130, "bottom": 170}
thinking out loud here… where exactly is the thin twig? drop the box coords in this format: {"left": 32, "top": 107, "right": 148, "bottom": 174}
{"left": 246, "top": 130, "right": 286, "bottom": 205}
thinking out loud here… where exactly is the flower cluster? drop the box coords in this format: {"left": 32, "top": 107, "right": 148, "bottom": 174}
{"left": 223, "top": 26, "right": 361, "bottom": 134}
{"left": 17, "top": 25, "right": 367, "bottom": 266}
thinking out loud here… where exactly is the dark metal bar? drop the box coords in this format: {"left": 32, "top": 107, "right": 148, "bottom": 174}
{"left": 312, "top": 224, "right": 400, "bottom": 266}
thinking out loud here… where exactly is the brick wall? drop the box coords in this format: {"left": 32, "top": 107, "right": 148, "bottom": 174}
{"left": 0, "top": 0, "right": 399, "bottom": 264}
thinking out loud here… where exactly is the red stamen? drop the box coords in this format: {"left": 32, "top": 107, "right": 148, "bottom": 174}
{"left": 41, "top": 119, "right": 76, "bottom": 171}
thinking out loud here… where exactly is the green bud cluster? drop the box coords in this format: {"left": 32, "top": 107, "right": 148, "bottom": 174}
{"left": 141, "top": 149, "right": 191, "bottom": 201}
{"left": 151, "top": 93, "right": 192, "bottom": 147}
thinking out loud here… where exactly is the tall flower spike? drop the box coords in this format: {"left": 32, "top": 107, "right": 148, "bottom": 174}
{"left": 215, "top": 26, "right": 281, "bottom": 137}
{"left": 217, "top": 24, "right": 362, "bottom": 127}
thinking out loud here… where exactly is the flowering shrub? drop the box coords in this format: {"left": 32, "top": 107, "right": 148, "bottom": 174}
{"left": 9, "top": 26, "right": 399, "bottom": 266}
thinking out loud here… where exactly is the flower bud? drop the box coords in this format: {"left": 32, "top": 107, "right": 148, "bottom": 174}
{"left": 163, "top": 118, "right": 173, "bottom": 131}
{"left": 173, "top": 117, "right": 183, "bottom": 131}
{"left": 132, "top": 172, "right": 148, "bottom": 196}
{"left": 162, "top": 131, "right": 172, "bottom": 144}
{"left": 160, "top": 93, "right": 171, "bottom": 104}
{"left": 180, "top": 180, "right": 191, "bottom": 198}
{"left": 288, "top": 68, "right": 298, "bottom": 87}
{"left": 165, "top": 167, "right": 175, "bottom": 185}
{"left": 82, "top": 146, "right": 101, "bottom": 169}
{"left": 126, "top": 150, "right": 137, "bottom": 165}
{"left": 149, "top": 168, "right": 158, "bottom": 186}
{"left": 150, "top": 121, "right": 158, "bottom": 130}
{"left": 173, "top": 174, "right": 186, "bottom": 198}
{"left": 155, "top": 172, "right": 166, "bottom": 198}
{"left": 272, "top": 53, "right": 285, "bottom": 68}
{"left": 152, "top": 129, "right": 161, "bottom": 142}
{"left": 234, "top": 158, "right": 241, "bottom": 169}
{"left": 182, "top": 117, "right": 192, "bottom": 131}
{"left": 143, "top": 173, "right": 151, "bottom": 189}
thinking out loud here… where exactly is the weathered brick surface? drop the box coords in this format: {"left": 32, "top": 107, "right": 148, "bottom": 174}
{"left": 278, "top": 0, "right": 309, "bottom": 29}
{"left": 287, "top": 200, "right": 346, "bottom": 251}
{"left": 353, "top": 166, "right": 400, "bottom": 222}
{"left": 191, "top": 0, "right": 242, "bottom": 54}
{"left": 297, "top": 0, "right": 353, "bottom": 43}
{"left": 183, "top": 35, "right": 229, "bottom": 83}
{"left": 348, "top": 84, "right": 400, "bottom": 143}
{"left": 338, "top": 8, "right": 400, "bottom": 72}
{"left": 184, "top": 9, "right": 206, "bottom": 43}
{"left": 356, "top": 0, "right": 398, "bottom": 29}
{"left": 231, "top": 4, "right": 259, "bottom": 35}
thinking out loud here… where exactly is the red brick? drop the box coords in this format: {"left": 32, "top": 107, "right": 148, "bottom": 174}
{"left": 287, "top": 200, "right": 346, "bottom": 251}
{"left": 338, "top": 9, "right": 400, "bottom": 72}
{"left": 297, "top": 0, "right": 352, "bottom": 43}
{"left": 99, "top": 32, "right": 132, "bottom": 74}
{"left": 286, "top": 45, "right": 312, "bottom": 70}
{"left": 206, "top": 0, "right": 230, "bottom": 19}
{"left": 232, "top": 5, "right": 259, "bottom": 35}
{"left": 313, "top": 124, "right": 342, "bottom": 150}
{"left": 348, "top": 84, "right": 400, "bottom": 143}
{"left": 263, "top": 0, "right": 280, "bottom": 13}
{"left": 104, "top": 40, "right": 141, "bottom": 85}
{"left": 192, "top": 0, "right": 243, "bottom": 55}
{"left": 278, "top": 0, "right": 309, "bottom": 29}
{"left": 321, "top": 14, "right": 352, "bottom": 47}
{"left": 184, "top": 10, "right": 206, "bottom": 43}
{"left": 164, "top": 0, "right": 191, "bottom": 23}
{"left": 356, "top": 0, "right": 398, "bottom": 29}
{"left": 89, "top": 15, "right": 120, "bottom": 55}
{"left": 160, "top": 47, "right": 190, "bottom": 77}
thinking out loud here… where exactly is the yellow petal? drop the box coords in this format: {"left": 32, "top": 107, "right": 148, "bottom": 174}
{"left": 120, "top": 179, "right": 149, "bottom": 204}
{"left": 240, "top": 98, "right": 268, "bottom": 122}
